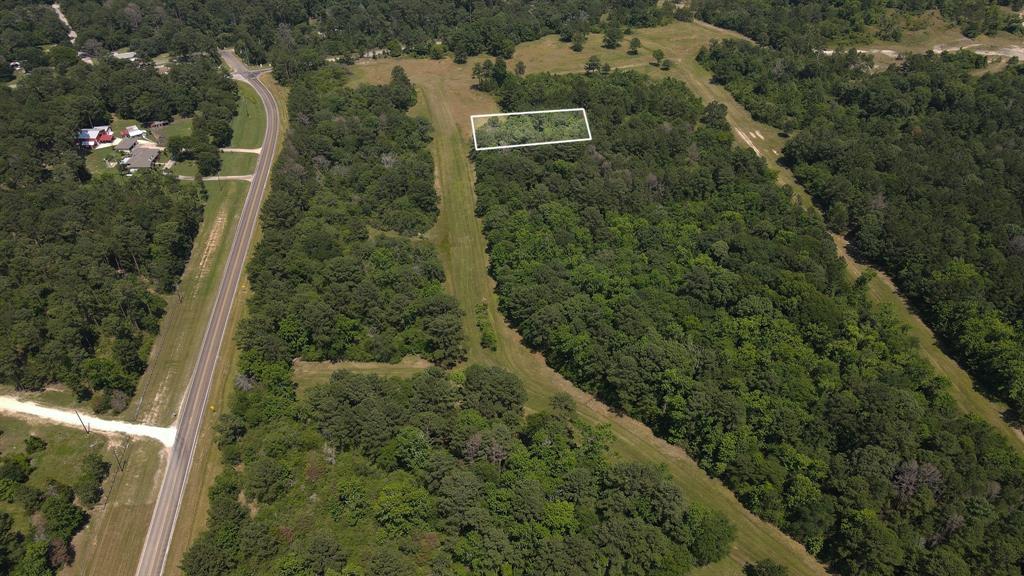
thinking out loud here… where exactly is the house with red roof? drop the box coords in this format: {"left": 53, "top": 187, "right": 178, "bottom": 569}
{"left": 76, "top": 126, "right": 114, "bottom": 148}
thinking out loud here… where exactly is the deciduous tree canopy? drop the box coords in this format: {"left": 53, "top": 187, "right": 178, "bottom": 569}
{"left": 185, "top": 366, "right": 735, "bottom": 574}
{"left": 54, "top": 0, "right": 672, "bottom": 79}
{"left": 474, "top": 70, "right": 1024, "bottom": 576}
{"left": 0, "top": 56, "right": 235, "bottom": 406}
{"left": 694, "top": 0, "right": 1022, "bottom": 50}
{"left": 238, "top": 65, "right": 466, "bottom": 380}
{"left": 701, "top": 40, "right": 1024, "bottom": 424}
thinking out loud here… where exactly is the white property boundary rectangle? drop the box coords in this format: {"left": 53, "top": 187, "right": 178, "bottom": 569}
{"left": 471, "top": 107, "right": 592, "bottom": 151}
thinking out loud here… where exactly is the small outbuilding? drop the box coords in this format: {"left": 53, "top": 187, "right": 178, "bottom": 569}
{"left": 121, "top": 125, "right": 146, "bottom": 138}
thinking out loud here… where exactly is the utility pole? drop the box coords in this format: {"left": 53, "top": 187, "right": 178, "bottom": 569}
{"left": 112, "top": 444, "right": 125, "bottom": 472}
{"left": 74, "top": 409, "right": 90, "bottom": 434}
{"left": 113, "top": 440, "right": 130, "bottom": 472}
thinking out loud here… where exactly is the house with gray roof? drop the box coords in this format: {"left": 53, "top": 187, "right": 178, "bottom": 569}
{"left": 122, "top": 147, "right": 160, "bottom": 171}
{"left": 115, "top": 137, "right": 137, "bottom": 151}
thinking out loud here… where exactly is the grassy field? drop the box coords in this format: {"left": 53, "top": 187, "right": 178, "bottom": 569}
{"left": 217, "top": 151, "right": 258, "bottom": 175}
{"left": 230, "top": 80, "right": 266, "bottom": 149}
{"left": 128, "top": 179, "right": 249, "bottom": 426}
{"left": 350, "top": 53, "right": 829, "bottom": 576}
{"left": 293, "top": 356, "right": 432, "bottom": 394}
{"left": 169, "top": 154, "right": 257, "bottom": 178}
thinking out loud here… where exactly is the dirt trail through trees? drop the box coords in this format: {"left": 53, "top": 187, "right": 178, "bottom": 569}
{"left": 51, "top": 3, "right": 76, "bottom": 42}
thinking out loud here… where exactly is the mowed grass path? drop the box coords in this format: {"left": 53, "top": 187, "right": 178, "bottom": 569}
{"left": 349, "top": 57, "right": 828, "bottom": 576}
{"left": 510, "top": 21, "right": 1024, "bottom": 454}
{"left": 230, "top": 80, "right": 266, "bottom": 149}
{"left": 293, "top": 356, "right": 432, "bottom": 393}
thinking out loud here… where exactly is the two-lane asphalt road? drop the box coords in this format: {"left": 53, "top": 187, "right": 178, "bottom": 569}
{"left": 134, "top": 51, "right": 280, "bottom": 576}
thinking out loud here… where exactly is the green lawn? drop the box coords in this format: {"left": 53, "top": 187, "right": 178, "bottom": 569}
{"left": 230, "top": 81, "right": 266, "bottom": 148}
{"left": 169, "top": 153, "right": 255, "bottom": 179}
{"left": 170, "top": 159, "right": 199, "bottom": 178}
{"left": 217, "top": 151, "right": 257, "bottom": 176}
{"left": 154, "top": 116, "right": 193, "bottom": 145}
{"left": 85, "top": 146, "right": 123, "bottom": 176}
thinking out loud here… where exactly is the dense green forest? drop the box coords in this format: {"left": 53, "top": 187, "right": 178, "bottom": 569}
{"left": 474, "top": 70, "right": 1024, "bottom": 575}
{"left": 0, "top": 432, "right": 110, "bottom": 575}
{"left": 0, "top": 56, "right": 237, "bottom": 408}
{"left": 53, "top": 0, "right": 671, "bottom": 82}
{"left": 193, "top": 65, "right": 740, "bottom": 575}
{"left": 0, "top": 0, "right": 68, "bottom": 75}
{"left": 694, "top": 0, "right": 1022, "bottom": 49}
{"left": 700, "top": 41, "right": 1024, "bottom": 424}
{"left": 184, "top": 366, "right": 737, "bottom": 574}
{"left": 238, "top": 65, "right": 464, "bottom": 378}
